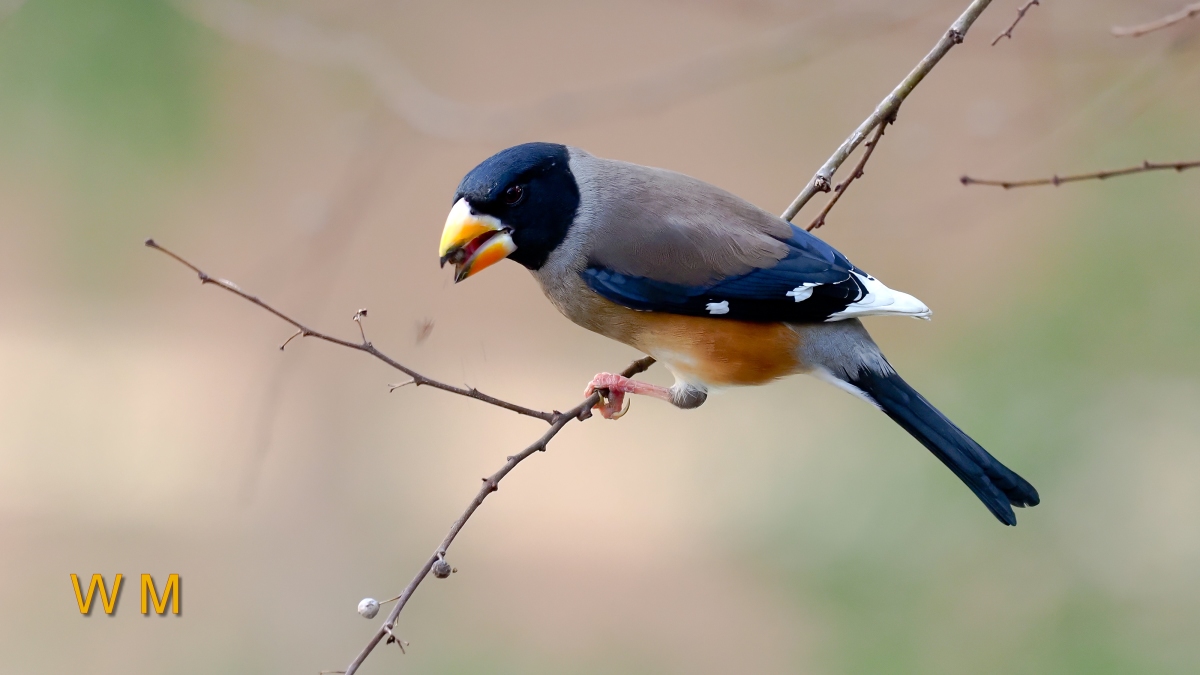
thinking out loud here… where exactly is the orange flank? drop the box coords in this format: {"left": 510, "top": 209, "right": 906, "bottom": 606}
{"left": 634, "top": 313, "right": 802, "bottom": 386}
{"left": 580, "top": 297, "right": 803, "bottom": 387}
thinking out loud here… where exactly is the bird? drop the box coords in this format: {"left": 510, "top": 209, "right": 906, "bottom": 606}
{"left": 438, "top": 142, "right": 1039, "bottom": 526}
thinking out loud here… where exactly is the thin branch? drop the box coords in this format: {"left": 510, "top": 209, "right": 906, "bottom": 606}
{"left": 781, "top": 0, "right": 996, "bottom": 223}
{"left": 991, "top": 0, "right": 1040, "bottom": 46}
{"left": 341, "top": 356, "right": 654, "bottom": 675}
{"left": 143, "top": 239, "right": 558, "bottom": 423}
{"left": 960, "top": 159, "right": 1200, "bottom": 189}
{"left": 807, "top": 122, "right": 888, "bottom": 231}
{"left": 1112, "top": 2, "right": 1200, "bottom": 38}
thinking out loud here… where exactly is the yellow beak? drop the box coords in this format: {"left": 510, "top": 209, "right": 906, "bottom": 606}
{"left": 439, "top": 198, "right": 517, "bottom": 282}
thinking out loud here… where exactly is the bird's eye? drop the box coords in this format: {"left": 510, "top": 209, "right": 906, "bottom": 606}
{"left": 503, "top": 185, "right": 525, "bottom": 205}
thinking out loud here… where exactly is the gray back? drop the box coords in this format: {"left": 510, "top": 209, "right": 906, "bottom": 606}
{"left": 566, "top": 149, "right": 791, "bottom": 287}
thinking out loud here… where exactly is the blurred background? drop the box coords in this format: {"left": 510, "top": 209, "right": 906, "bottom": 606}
{"left": 2, "top": 0, "right": 1199, "bottom": 673}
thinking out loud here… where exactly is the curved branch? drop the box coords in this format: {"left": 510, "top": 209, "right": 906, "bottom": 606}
{"left": 781, "top": 0, "right": 996, "bottom": 223}
{"left": 960, "top": 159, "right": 1200, "bottom": 189}
{"left": 143, "top": 239, "right": 557, "bottom": 423}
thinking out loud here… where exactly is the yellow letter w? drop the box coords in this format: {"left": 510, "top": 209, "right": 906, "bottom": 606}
{"left": 71, "top": 574, "right": 123, "bottom": 615}
{"left": 141, "top": 574, "right": 180, "bottom": 615}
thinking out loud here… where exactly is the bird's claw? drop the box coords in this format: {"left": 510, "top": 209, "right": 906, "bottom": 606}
{"left": 585, "top": 372, "right": 633, "bottom": 420}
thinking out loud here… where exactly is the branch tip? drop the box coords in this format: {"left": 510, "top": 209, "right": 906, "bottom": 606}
{"left": 962, "top": 160, "right": 1200, "bottom": 189}
{"left": 280, "top": 329, "right": 306, "bottom": 351}
{"left": 352, "top": 309, "right": 370, "bottom": 344}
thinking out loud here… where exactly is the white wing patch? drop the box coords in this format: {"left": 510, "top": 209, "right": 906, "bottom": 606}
{"left": 706, "top": 300, "right": 730, "bottom": 315}
{"left": 826, "top": 272, "right": 932, "bottom": 321}
{"left": 786, "top": 282, "right": 820, "bottom": 302}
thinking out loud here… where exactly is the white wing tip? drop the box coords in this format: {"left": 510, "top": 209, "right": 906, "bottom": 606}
{"left": 827, "top": 274, "right": 932, "bottom": 321}
{"left": 891, "top": 291, "right": 933, "bottom": 320}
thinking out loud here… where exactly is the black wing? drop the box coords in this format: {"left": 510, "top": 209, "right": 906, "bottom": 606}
{"left": 582, "top": 224, "right": 876, "bottom": 323}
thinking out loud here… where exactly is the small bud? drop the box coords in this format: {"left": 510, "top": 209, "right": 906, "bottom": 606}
{"left": 358, "top": 597, "right": 380, "bottom": 619}
{"left": 432, "top": 559, "right": 452, "bottom": 579}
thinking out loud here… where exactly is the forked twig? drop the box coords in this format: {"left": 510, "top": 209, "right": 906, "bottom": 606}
{"left": 807, "top": 122, "right": 888, "bottom": 231}
{"left": 781, "top": 0, "right": 996, "bottom": 223}
{"left": 991, "top": 0, "right": 1040, "bottom": 46}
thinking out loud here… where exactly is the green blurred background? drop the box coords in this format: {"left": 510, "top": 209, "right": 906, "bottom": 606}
{"left": 2, "top": 0, "right": 1198, "bottom": 673}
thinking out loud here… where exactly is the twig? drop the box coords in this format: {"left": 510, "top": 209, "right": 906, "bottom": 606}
{"left": 1112, "top": 2, "right": 1200, "bottom": 37}
{"left": 352, "top": 308, "right": 368, "bottom": 344}
{"left": 991, "top": 0, "right": 1039, "bottom": 46}
{"left": 279, "top": 329, "right": 305, "bottom": 350}
{"left": 382, "top": 626, "right": 408, "bottom": 654}
{"left": 807, "top": 122, "right": 888, "bottom": 231}
{"left": 143, "top": 239, "right": 558, "bottom": 423}
{"left": 341, "top": 356, "right": 654, "bottom": 675}
{"left": 781, "top": 0, "right": 996, "bottom": 223}
{"left": 959, "top": 159, "right": 1200, "bottom": 188}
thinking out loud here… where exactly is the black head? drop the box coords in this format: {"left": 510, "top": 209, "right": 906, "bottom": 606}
{"left": 453, "top": 142, "right": 580, "bottom": 271}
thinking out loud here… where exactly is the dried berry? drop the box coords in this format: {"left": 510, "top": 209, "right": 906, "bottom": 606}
{"left": 357, "top": 597, "right": 380, "bottom": 619}
{"left": 432, "top": 559, "right": 452, "bottom": 579}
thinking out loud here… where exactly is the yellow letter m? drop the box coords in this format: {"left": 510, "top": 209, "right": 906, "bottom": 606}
{"left": 71, "top": 573, "right": 123, "bottom": 615}
{"left": 141, "top": 574, "right": 180, "bottom": 615}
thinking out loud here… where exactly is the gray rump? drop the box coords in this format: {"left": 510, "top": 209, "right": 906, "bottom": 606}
{"left": 795, "top": 319, "right": 893, "bottom": 380}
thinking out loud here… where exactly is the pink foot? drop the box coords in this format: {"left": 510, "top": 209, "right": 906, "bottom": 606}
{"left": 585, "top": 373, "right": 631, "bottom": 419}
{"left": 584, "top": 372, "right": 672, "bottom": 420}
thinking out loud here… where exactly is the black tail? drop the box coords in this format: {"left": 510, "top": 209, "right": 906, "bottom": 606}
{"left": 845, "top": 368, "right": 1040, "bottom": 526}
